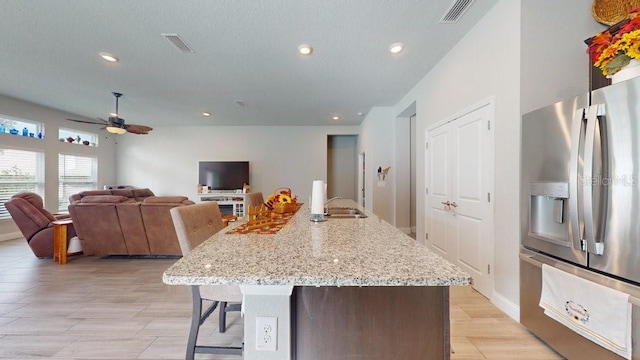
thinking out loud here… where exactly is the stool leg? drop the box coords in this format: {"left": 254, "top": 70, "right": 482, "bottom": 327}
{"left": 219, "top": 301, "right": 227, "bottom": 333}
{"left": 187, "top": 286, "right": 202, "bottom": 360}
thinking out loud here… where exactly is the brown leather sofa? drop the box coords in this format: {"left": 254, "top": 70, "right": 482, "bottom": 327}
{"left": 68, "top": 189, "right": 194, "bottom": 256}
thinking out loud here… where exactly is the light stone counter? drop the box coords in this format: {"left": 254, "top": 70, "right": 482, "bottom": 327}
{"left": 163, "top": 199, "right": 470, "bottom": 360}
{"left": 162, "top": 198, "right": 470, "bottom": 287}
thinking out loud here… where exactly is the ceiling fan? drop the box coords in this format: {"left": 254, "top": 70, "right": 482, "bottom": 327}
{"left": 66, "top": 92, "right": 153, "bottom": 135}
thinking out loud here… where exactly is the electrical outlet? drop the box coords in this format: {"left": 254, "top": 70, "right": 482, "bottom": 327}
{"left": 255, "top": 316, "right": 277, "bottom": 351}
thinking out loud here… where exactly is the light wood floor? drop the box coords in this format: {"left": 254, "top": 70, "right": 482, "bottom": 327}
{"left": 0, "top": 238, "right": 563, "bottom": 359}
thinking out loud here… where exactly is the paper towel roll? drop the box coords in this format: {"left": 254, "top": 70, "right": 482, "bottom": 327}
{"left": 311, "top": 180, "right": 325, "bottom": 214}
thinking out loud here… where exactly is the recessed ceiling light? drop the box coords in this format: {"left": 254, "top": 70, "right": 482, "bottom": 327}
{"left": 389, "top": 43, "right": 404, "bottom": 54}
{"left": 298, "top": 44, "right": 313, "bottom": 55}
{"left": 357, "top": 112, "right": 364, "bottom": 116}
{"left": 332, "top": 116, "right": 339, "bottom": 120}
{"left": 202, "top": 112, "right": 211, "bottom": 117}
{"left": 99, "top": 52, "right": 119, "bottom": 62}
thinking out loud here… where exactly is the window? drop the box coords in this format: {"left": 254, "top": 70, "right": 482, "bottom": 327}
{"left": 58, "top": 154, "right": 97, "bottom": 210}
{"left": 0, "top": 115, "right": 44, "bottom": 139}
{"left": 58, "top": 128, "right": 98, "bottom": 146}
{"left": 0, "top": 149, "right": 45, "bottom": 219}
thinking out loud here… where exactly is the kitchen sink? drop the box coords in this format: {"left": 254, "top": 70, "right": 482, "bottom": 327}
{"left": 326, "top": 207, "right": 367, "bottom": 219}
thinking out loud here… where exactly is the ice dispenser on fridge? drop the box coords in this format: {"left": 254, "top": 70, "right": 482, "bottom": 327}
{"left": 528, "top": 182, "right": 570, "bottom": 247}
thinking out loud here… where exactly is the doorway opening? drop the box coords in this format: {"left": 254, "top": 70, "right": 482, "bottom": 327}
{"left": 327, "top": 135, "right": 358, "bottom": 200}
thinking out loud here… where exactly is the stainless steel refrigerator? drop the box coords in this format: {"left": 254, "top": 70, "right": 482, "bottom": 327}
{"left": 520, "top": 76, "right": 640, "bottom": 359}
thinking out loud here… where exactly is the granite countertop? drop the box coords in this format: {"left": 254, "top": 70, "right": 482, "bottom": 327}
{"left": 163, "top": 199, "right": 471, "bottom": 287}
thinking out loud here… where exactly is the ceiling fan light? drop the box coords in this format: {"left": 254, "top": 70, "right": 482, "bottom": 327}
{"left": 298, "top": 44, "right": 313, "bottom": 55}
{"left": 99, "top": 52, "right": 119, "bottom": 62}
{"left": 106, "top": 126, "right": 127, "bottom": 135}
{"left": 389, "top": 42, "right": 404, "bottom": 54}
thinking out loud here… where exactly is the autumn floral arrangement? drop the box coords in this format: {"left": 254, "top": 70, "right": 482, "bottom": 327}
{"left": 587, "top": 8, "right": 640, "bottom": 76}
{"left": 264, "top": 187, "right": 298, "bottom": 213}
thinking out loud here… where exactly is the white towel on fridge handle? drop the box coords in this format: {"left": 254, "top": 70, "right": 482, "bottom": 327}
{"left": 539, "top": 264, "right": 632, "bottom": 359}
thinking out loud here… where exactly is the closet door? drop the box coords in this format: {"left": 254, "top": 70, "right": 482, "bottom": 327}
{"left": 426, "top": 123, "right": 454, "bottom": 257}
{"left": 425, "top": 103, "right": 494, "bottom": 298}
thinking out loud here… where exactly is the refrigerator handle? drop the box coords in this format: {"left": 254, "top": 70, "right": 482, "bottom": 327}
{"left": 569, "top": 108, "right": 586, "bottom": 251}
{"left": 583, "top": 104, "right": 606, "bottom": 255}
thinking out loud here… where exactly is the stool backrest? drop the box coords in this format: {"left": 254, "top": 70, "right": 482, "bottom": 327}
{"left": 170, "top": 201, "right": 224, "bottom": 255}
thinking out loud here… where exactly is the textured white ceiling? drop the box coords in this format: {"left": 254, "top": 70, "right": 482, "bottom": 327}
{"left": 0, "top": 0, "right": 497, "bottom": 127}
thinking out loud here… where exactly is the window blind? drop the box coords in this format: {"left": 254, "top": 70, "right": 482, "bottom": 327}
{"left": 0, "top": 149, "right": 44, "bottom": 219}
{"left": 58, "top": 154, "right": 97, "bottom": 210}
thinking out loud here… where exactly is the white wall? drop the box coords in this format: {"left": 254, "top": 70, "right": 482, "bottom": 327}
{"left": 391, "top": 0, "right": 521, "bottom": 317}
{"left": 521, "top": 0, "right": 604, "bottom": 113}
{"left": 115, "top": 126, "right": 359, "bottom": 203}
{"left": 394, "top": 116, "right": 411, "bottom": 233}
{"left": 388, "top": 0, "right": 604, "bottom": 319}
{"left": 358, "top": 107, "right": 396, "bottom": 224}
{"left": 0, "top": 95, "right": 117, "bottom": 240}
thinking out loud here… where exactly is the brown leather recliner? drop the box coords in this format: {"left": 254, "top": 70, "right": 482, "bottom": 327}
{"left": 4, "top": 192, "right": 77, "bottom": 258}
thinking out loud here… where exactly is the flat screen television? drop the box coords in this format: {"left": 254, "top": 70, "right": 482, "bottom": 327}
{"left": 198, "top": 161, "right": 249, "bottom": 191}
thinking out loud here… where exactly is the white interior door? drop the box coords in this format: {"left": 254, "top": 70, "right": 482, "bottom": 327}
{"left": 425, "top": 102, "right": 494, "bottom": 299}
{"left": 426, "top": 124, "right": 452, "bottom": 256}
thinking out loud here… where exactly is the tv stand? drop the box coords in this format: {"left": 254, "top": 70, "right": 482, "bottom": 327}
{"left": 198, "top": 192, "right": 248, "bottom": 217}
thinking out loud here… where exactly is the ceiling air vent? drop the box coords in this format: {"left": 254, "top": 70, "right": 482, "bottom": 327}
{"left": 162, "top": 34, "right": 195, "bottom": 53}
{"left": 440, "top": 0, "right": 475, "bottom": 23}
{"left": 235, "top": 100, "right": 247, "bottom": 107}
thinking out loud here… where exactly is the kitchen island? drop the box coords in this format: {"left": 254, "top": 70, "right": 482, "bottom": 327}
{"left": 163, "top": 199, "right": 470, "bottom": 359}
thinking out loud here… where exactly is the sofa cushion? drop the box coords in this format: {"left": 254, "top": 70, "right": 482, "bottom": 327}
{"left": 80, "top": 190, "right": 113, "bottom": 197}
{"left": 5, "top": 197, "right": 52, "bottom": 240}
{"left": 143, "top": 196, "right": 191, "bottom": 204}
{"left": 11, "top": 192, "right": 56, "bottom": 222}
{"left": 110, "top": 189, "right": 135, "bottom": 198}
{"left": 12, "top": 191, "right": 44, "bottom": 209}
{"left": 80, "top": 195, "right": 129, "bottom": 204}
{"left": 132, "top": 188, "right": 155, "bottom": 199}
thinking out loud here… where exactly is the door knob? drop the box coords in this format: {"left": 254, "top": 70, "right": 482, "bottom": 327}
{"left": 450, "top": 202, "right": 458, "bottom": 208}
{"left": 441, "top": 201, "right": 451, "bottom": 206}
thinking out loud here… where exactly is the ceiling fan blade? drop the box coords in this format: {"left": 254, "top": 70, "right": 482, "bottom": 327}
{"left": 66, "top": 118, "right": 107, "bottom": 125}
{"left": 125, "top": 124, "right": 153, "bottom": 134}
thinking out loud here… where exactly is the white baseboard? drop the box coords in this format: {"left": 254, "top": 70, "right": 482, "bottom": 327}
{"left": 491, "top": 291, "right": 520, "bottom": 322}
{"left": 397, "top": 227, "right": 411, "bottom": 234}
{"left": 0, "top": 232, "right": 22, "bottom": 242}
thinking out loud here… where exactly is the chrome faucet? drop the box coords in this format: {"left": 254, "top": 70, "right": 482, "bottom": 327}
{"left": 325, "top": 196, "right": 341, "bottom": 205}
{"left": 324, "top": 196, "right": 341, "bottom": 213}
